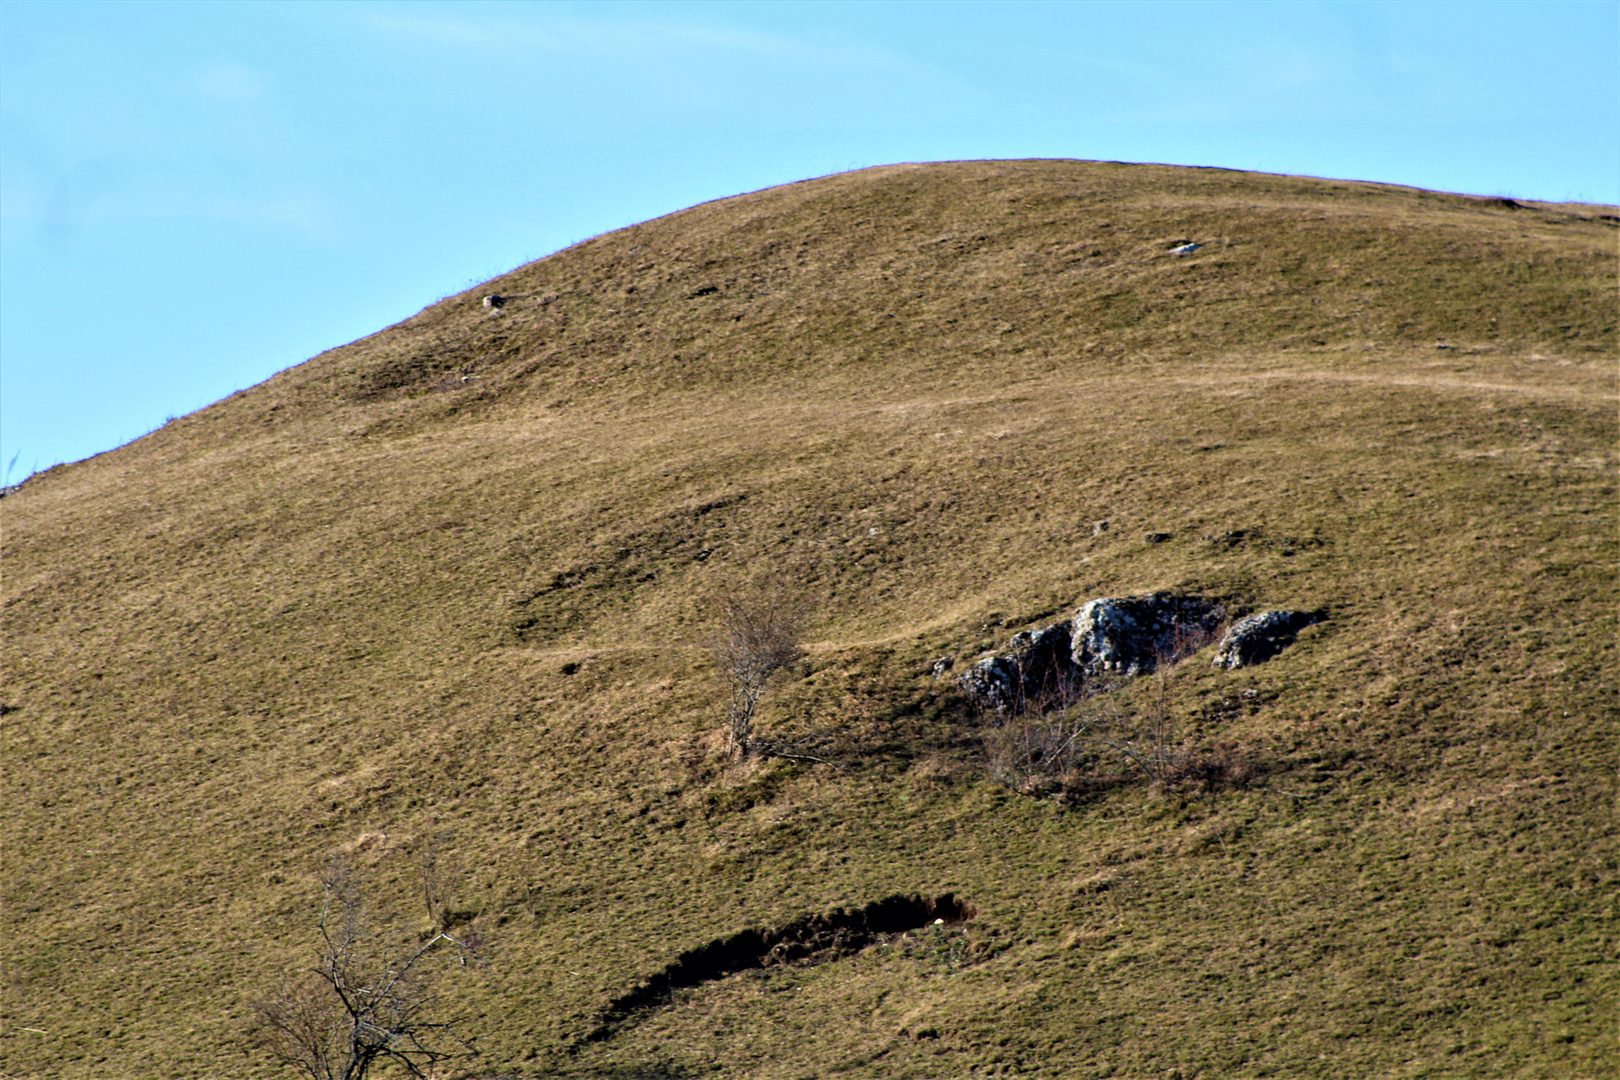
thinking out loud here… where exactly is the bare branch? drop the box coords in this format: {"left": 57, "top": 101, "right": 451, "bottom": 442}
{"left": 711, "top": 576, "right": 809, "bottom": 759}
{"left": 255, "top": 850, "right": 483, "bottom": 1080}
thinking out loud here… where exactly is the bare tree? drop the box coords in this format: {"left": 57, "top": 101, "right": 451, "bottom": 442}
{"left": 255, "top": 853, "right": 481, "bottom": 1080}
{"left": 711, "top": 576, "right": 809, "bottom": 759}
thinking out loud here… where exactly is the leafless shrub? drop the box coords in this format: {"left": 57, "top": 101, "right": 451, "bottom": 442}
{"left": 1165, "top": 619, "right": 1224, "bottom": 664}
{"left": 255, "top": 975, "right": 348, "bottom": 1080}
{"left": 982, "top": 678, "right": 1100, "bottom": 794}
{"left": 1094, "top": 662, "right": 1185, "bottom": 786}
{"left": 254, "top": 852, "right": 482, "bottom": 1080}
{"left": 982, "top": 635, "right": 1252, "bottom": 798}
{"left": 711, "top": 576, "right": 809, "bottom": 759}
{"left": 984, "top": 714, "right": 1094, "bottom": 795}
{"left": 1155, "top": 741, "right": 1258, "bottom": 795}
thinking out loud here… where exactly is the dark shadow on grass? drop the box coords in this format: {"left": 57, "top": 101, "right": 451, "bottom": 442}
{"left": 584, "top": 893, "right": 975, "bottom": 1045}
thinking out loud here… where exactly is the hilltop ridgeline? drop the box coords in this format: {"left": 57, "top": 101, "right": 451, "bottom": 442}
{"left": 179, "top": 157, "right": 1613, "bottom": 446}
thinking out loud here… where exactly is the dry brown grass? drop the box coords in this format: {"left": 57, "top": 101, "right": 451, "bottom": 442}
{"left": 2, "top": 160, "right": 1615, "bottom": 1079}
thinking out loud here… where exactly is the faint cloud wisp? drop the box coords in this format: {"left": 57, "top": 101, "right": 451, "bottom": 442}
{"left": 0, "top": 110, "right": 123, "bottom": 245}
{"left": 197, "top": 60, "right": 267, "bottom": 104}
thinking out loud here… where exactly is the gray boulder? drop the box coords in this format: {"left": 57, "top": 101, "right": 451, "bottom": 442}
{"left": 1210, "top": 610, "right": 1317, "bottom": 670}
{"left": 1070, "top": 594, "right": 1224, "bottom": 678}
{"left": 957, "top": 655, "right": 1020, "bottom": 714}
{"left": 957, "top": 622, "right": 1075, "bottom": 714}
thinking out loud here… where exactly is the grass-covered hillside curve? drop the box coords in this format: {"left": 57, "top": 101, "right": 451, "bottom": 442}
{"left": 2, "top": 159, "right": 1615, "bottom": 1079}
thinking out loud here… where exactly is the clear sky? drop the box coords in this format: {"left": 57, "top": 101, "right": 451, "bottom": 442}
{"left": 3, "top": 1, "right": 1616, "bottom": 477}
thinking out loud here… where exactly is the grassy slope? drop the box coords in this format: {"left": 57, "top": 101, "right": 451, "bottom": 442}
{"left": 2, "top": 160, "right": 1615, "bottom": 1078}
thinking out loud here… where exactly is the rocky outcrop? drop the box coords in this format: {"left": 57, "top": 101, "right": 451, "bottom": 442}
{"left": 957, "top": 623, "right": 1074, "bottom": 714}
{"left": 1070, "top": 594, "right": 1224, "bottom": 678}
{"left": 959, "top": 593, "right": 1224, "bottom": 712}
{"left": 1210, "top": 610, "right": 1317, "bottom": 670}
{"left": 957, "top": 595, "right": 1316, "bottom": 712}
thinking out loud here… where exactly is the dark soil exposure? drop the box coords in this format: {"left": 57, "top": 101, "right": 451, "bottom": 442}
{"left": 587, "top": 893, "right": 976, "bottom": 1042}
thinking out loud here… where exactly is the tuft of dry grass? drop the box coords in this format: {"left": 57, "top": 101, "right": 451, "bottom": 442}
{"left": 2, "top": 160, "right": 1615, "bottom": 1079}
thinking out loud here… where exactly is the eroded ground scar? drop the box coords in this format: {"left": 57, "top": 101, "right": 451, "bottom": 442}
{"left": 586, "top": 893, "right": 975, "bottom": 1042}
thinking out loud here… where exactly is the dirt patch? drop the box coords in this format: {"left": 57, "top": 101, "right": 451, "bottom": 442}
{"left": 586, "top": 893, "right": 975, "bottom": 1042}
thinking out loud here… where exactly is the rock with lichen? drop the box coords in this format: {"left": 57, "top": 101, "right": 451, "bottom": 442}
{"left": 1070, "top": 594, "right": 1225, "bottom": 678}
{"left": 1210, "top": 610, "right": 1317, "bottom": 670}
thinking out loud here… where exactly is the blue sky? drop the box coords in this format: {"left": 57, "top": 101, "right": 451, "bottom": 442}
{"left": 2, "top": 0, "right": 1616, "bottom": 476}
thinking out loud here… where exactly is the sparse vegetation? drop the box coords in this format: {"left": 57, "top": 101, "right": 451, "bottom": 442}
{"left": 711, "top": 575, "right": 809, "bottom": 759}
{"left": 982, "top": 631, "right": 1252, "bottom": 799}
{"left": 255, "top": 853, "right": 481, "bottom": 1080}
{"left": 1, "top": 161, "right": 1614, "bottom": 1079}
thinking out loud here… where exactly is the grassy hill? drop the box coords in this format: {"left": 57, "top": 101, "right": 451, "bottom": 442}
{"left": 2, "top": 159, "right": 1615, "bottom": 1079}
